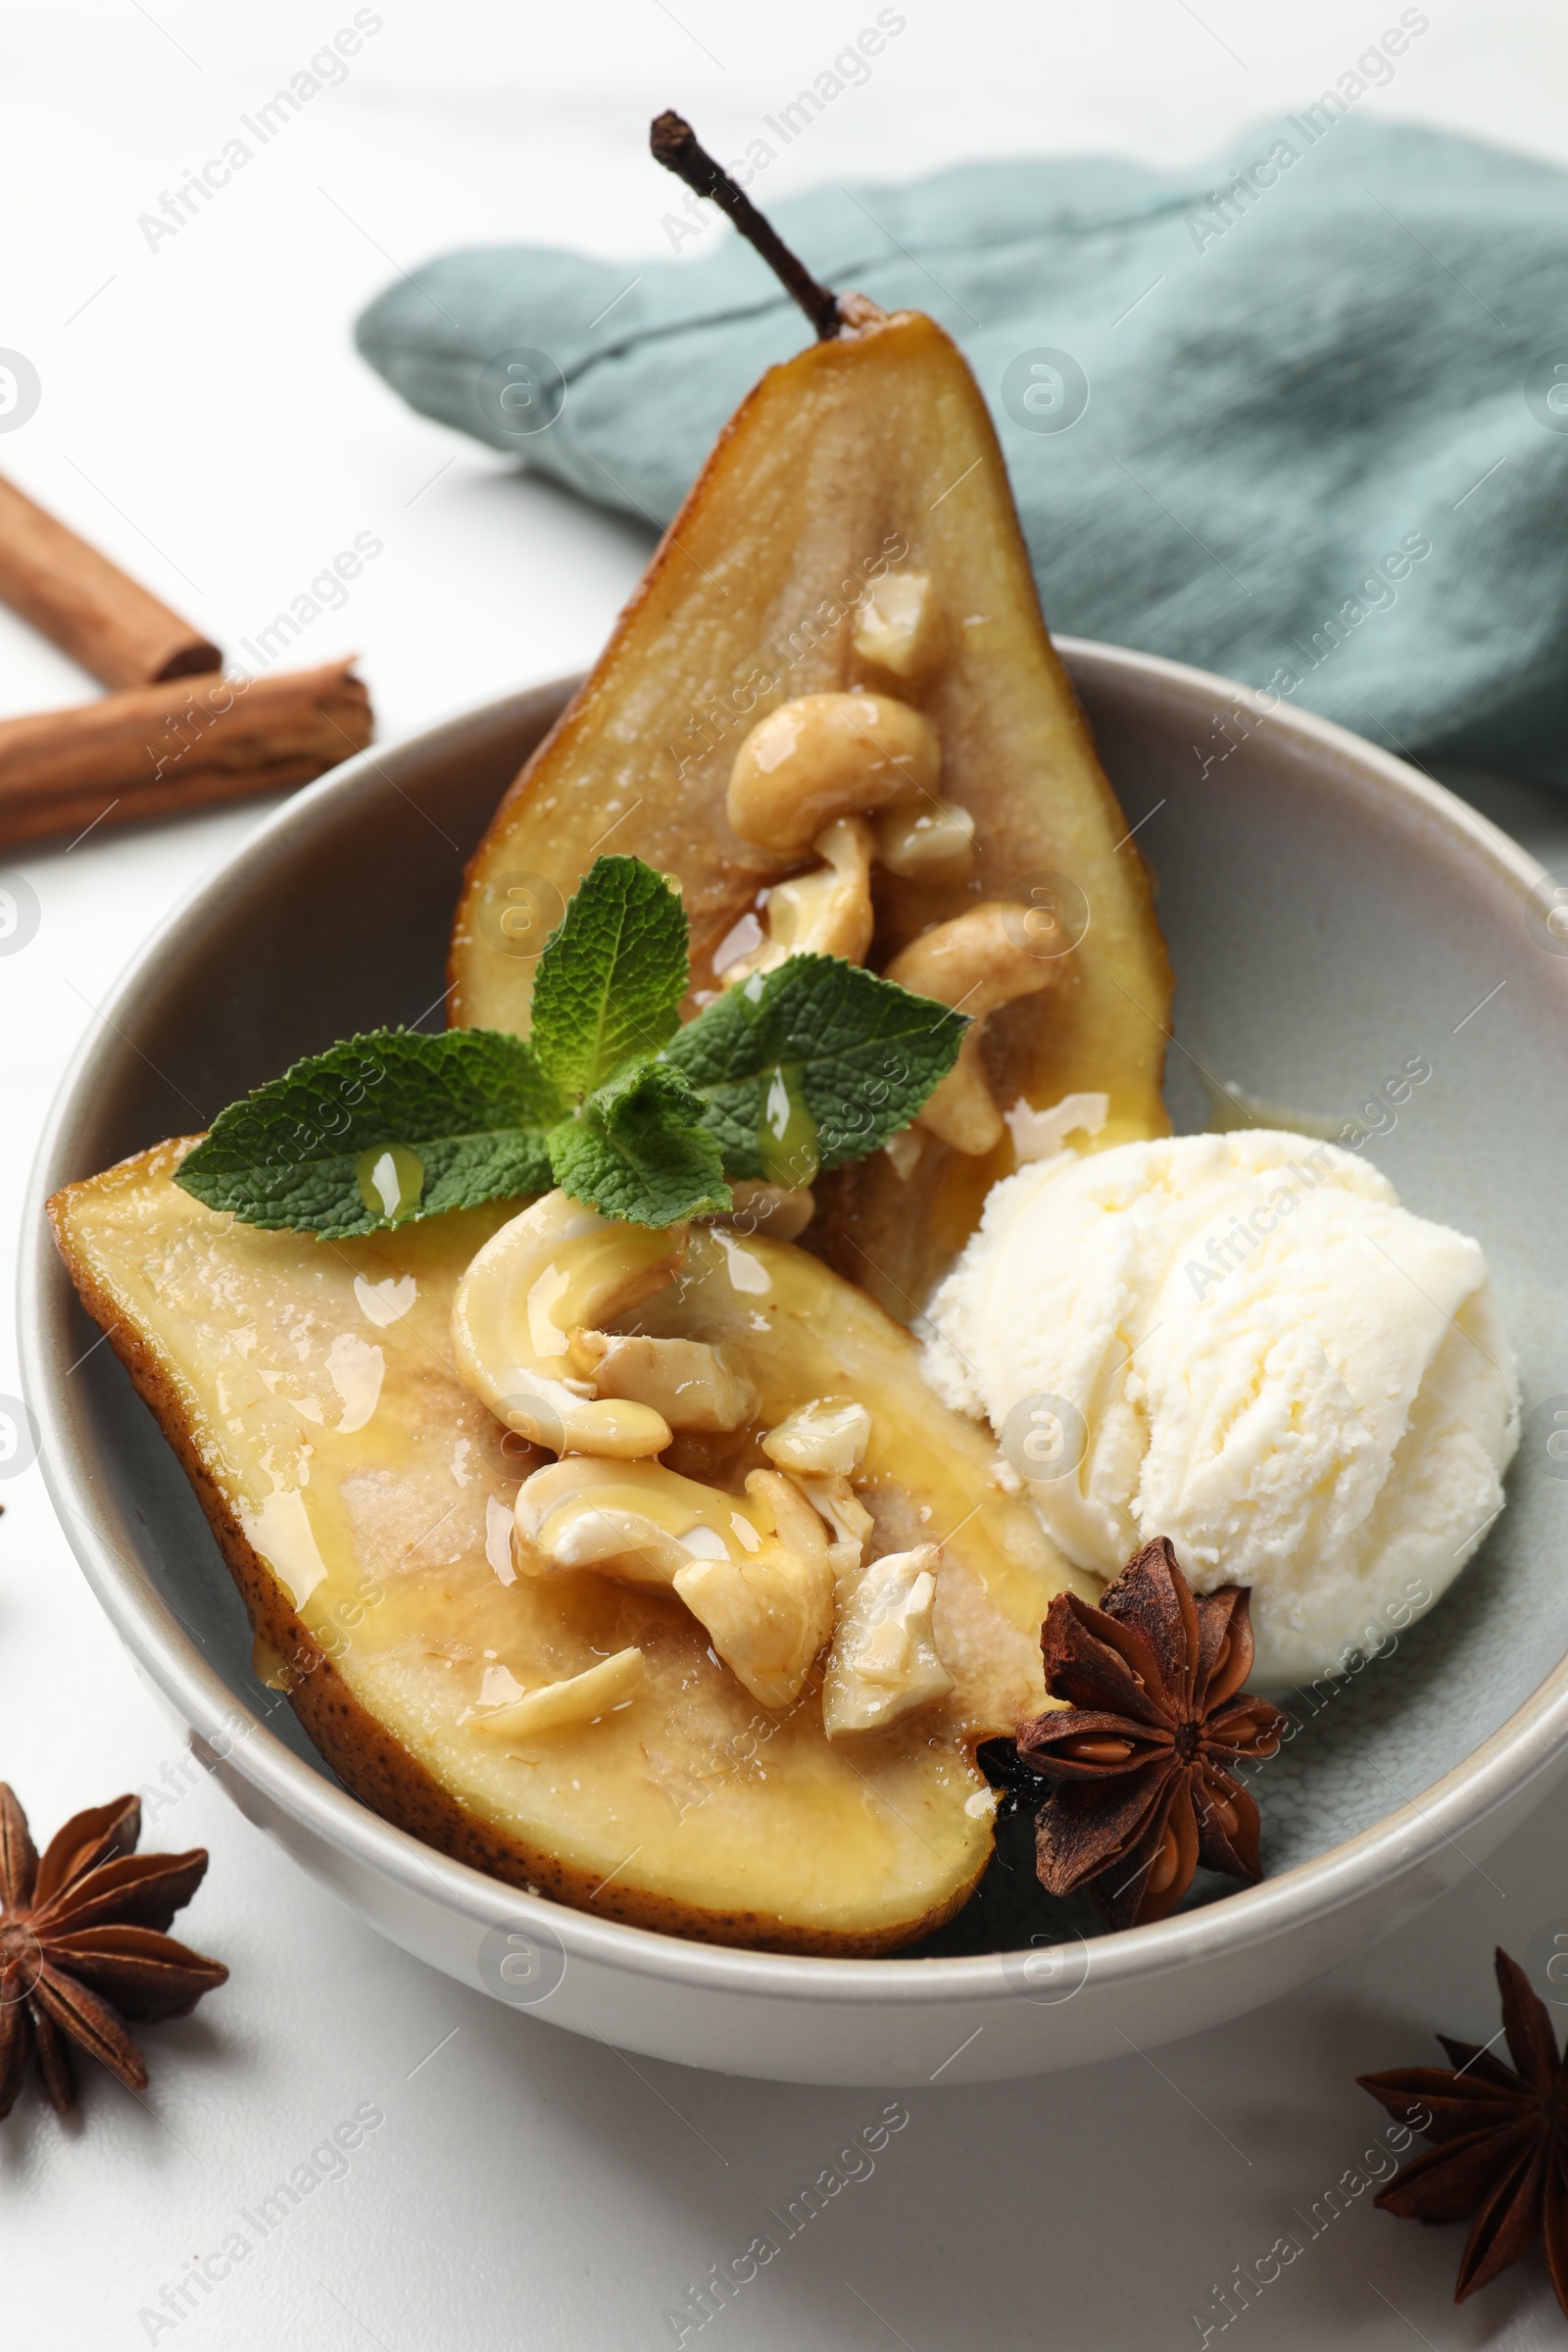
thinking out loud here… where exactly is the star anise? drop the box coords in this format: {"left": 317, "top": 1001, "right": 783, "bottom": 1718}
{"left": 0, "top": 1784, "right": 227, "bottom": 2120}
{"left": 1359, "top": 1947, "right": 1568, "bottom": 2316}
{"left": 1012, "top": 1537, "right": 1288, "bottom": 1929}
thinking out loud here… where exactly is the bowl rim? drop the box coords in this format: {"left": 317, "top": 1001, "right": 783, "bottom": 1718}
{"left": 20, "top": 635, "right": 1566, "bottom": 2010}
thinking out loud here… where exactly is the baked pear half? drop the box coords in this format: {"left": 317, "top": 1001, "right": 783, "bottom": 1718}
{"left": 51, "top": 1144, "right": 1093, "bottom": 1955}
{"left": 452, "top": 298, "right": 1172, "bottom": 1310}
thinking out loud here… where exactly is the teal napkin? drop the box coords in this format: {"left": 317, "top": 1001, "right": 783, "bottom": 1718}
{"left": 357, "top": 119, "right": 1568, "bottom": 779}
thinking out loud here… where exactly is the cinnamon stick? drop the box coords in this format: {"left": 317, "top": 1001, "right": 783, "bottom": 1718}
{"left": 0, "top": 471, "right": 220, "bottom": 688}
{"left": 0, "top": 661, "right": 373, "bottom": 850}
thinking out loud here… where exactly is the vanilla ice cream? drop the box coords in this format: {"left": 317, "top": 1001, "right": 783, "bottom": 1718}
{"left": 922, "top": 1131, "right": 1520, "bottom": 1687}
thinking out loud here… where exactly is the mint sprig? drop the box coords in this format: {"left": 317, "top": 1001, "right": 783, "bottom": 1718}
{"left": 176, "top": 855, "right": 965, "bottom": 1235}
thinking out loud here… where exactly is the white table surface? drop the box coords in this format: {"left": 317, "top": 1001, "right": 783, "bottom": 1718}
{"left": 6, "top": 6, "right": 1568, "bottom": 2346}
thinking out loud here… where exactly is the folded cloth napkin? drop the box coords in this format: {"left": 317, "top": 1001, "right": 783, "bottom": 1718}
{"left": 358, "top": 118, "right": 1568, "bottom": 779}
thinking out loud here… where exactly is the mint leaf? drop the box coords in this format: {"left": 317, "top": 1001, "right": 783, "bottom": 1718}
{"left": 530, "top": 855, "right": 689, "bottom": 1100}
{"left": 176, "top": 1028, "right": 563, "bottom": 1238}
{"left": 662, "top": 956, "right": 966, "bottom": 1179}
{"left": 548, "top": 1055, "right": 729, "bottom": 1228}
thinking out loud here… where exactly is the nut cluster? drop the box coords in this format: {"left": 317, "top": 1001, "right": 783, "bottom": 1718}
{"left": 716, "top": 583, "right": 1067, "bottom": 1157}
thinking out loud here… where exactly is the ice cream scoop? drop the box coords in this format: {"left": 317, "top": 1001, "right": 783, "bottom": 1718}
{"left": 922, "top": 1131, "right": 1520, "bottom": 1687}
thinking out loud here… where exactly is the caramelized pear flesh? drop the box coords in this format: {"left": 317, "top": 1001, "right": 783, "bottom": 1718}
{"left": 51, "top": 1146, "right": 1090, "bottom": 1954}
{"left": 451, "top": 304, "right": 1171, "bottom": 1311}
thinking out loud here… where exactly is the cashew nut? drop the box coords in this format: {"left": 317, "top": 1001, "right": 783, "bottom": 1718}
{"left": 472, "top": 1646, "right": 645, "bottom": 1740}
{"left": 727, "top": 692, "right": 940, "bottom": 854}
{"left": 852, "top": 570, "right": 945, "bottom": 681}
{"left": 790, "top": 1473, "right": 874, "bottom": 1580}
{"left": 567, "top": 1330, "right": 758, "bottom": 1434}
{"left": 874, "top": 800, "right": 976, "bottom": 885}
{"left": 704, "top": 1179, "right": 817, "bottom": 1244}
{"left": 885, "top": 904, "right": 1067, "bottom": 1155}
{"left": 823, "top": 1545, "right": 954, "bottom": 1739}
{"left": 452, "top": 1191, "right": 753, "bottom": 1456}
{"left": 717, "top": 816, "right": 874, "bottom": 989}
{"left": 514, "top": 1456, "right": 834, "bottom": 1709}
{"left": 762, "top": 1401, "right": 874, "bottom": 1578}
{"left": 761, "top": 1396, "right": 871, "bottom": 1478}
{"left": 675, "top": 1551, "right": 833, "bottom": 1714}
{"left": 882, "top": 1128, "right": 925, "bottom": 1182}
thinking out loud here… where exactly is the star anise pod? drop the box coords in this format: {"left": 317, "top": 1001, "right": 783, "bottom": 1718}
{"left": 1013, "top": 1537, "right": 1288, "bottom": 1930}
{"left": 1359, "top": 1947, "right": 1568, "bottom": 2316}
{"left": 0, "top": 1784, "right": 227, "bottom": 2120}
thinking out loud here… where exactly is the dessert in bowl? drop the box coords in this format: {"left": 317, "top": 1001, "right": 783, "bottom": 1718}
{"left": 24, "top": 153, "right": 1568, "bottom": 2082}
{"left": 26, "top": 644, "right": 1568, "bottom": 2082}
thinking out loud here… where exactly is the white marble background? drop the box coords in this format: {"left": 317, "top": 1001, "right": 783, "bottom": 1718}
{"left": 3, "top": 5, "right": 1568, "bottom": 2346}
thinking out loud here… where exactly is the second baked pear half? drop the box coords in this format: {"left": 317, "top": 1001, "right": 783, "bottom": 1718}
{"left": 451, "top": 294, "right": 1172, "bottom": 1310}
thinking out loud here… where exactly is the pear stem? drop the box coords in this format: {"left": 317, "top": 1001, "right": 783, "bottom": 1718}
{"left": 650, "top": 111, "right": 842, "bottom": 340}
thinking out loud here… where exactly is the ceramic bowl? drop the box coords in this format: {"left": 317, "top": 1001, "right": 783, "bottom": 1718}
{"left": 22, "top": 644, "right": 1568, "bottom": 2087}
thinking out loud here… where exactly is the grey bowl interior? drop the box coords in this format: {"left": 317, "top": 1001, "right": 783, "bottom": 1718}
{"left": 24, "top": 646, "right": 1568, "bottom": 1962}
